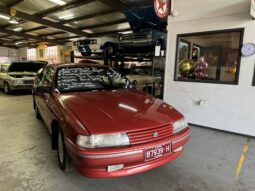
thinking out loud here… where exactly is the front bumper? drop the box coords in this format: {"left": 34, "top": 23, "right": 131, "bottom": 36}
{"left": 65, "top": 128, "right": 190, "bottom": 178}
{"left": 10, "top": 84, "right": 33, "bottom": 90}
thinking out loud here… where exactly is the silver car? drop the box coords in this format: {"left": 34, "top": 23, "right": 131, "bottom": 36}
{"left": 0, "top": 61, "right": 47, "bottom": 94}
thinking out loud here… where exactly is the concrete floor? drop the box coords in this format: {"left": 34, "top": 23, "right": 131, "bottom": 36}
{"left": 0, "top": 92, "right": 255, "bottom": 191}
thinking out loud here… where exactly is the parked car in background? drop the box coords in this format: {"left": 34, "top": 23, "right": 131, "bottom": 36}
{"left": 0, "top": 61, "right": 47, "bottom": 94}
{"left": 118, "top": 67, "right": 162, "bottom": 97}
{"left": 32, "top": 62, "right": 190, "bottom": 178}
{"left": 75, "top": 37, "right": 117, "bottom": 57}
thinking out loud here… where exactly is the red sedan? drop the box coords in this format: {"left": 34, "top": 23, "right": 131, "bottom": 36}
{"left": 32, "top": 63, "right": 190, "bottom": 178}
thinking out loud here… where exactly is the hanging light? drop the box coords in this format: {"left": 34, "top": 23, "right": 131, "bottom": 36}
{"left": 8, "top": 8, "right": 19, "bottom": 24}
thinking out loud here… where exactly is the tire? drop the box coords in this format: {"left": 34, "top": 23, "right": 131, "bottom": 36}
{"left": 3, "top": 82, "right": 11, "bottom": 94}
{"left": 57, "top": 128, "right": 71, "bottom": 171}
{"left": 34, "top": 101, "right": 42, "bottom": 120}
{"left": 104, "top": 43, "right": 116, "bottom": 56}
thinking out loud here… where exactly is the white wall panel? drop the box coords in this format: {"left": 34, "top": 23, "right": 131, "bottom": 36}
{"left": 165, "top": 0, "right": 255, "bottom": 136}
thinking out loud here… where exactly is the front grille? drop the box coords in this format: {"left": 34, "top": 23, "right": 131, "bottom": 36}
{"left": 128, "top": 125, "right": 173, "bottom": 145}
{"left": 23, "top": 80, "right": 34, "bottom": 84}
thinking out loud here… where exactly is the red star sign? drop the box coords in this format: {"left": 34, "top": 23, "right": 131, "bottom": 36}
{"left": 154, "top": 0, "right": 169, "bottom": 18}
{"left": 158, "top": 0, "right": 165, "bottom": 11}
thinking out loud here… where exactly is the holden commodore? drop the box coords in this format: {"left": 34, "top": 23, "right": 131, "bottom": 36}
{"left": 32, "top": 63, "right": 190, "bottom": 178}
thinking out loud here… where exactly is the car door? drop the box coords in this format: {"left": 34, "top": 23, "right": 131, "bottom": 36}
{"left": 36, "top": 66, "right": 55, "bottom": 130}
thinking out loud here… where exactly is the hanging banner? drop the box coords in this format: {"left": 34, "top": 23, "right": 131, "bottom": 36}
{"left": 154, "top": 0, "right": 169, "bottom": 19}
{"left": 251, "top": 0, "right": 255, "bottom": 18}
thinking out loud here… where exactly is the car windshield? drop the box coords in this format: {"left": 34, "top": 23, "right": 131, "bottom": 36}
{"left": 57, "top": 66, "right": 130, "bottom": 92}
{"left": 8, "top": 62, "right": 46, "bottom": 73}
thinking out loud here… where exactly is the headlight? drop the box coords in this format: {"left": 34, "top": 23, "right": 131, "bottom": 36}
{"left": 173, "top": 118, "right": 188, "bottom": 134}
{"left": 14, "top": 79, "right": 23, "bottom": 85}
{"left": 76, "top": 133, "right": 130, "bottom": 148}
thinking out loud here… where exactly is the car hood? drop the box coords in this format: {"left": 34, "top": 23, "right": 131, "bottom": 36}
{"left": 59, "top": 89, "right": 183, "bottom": 134}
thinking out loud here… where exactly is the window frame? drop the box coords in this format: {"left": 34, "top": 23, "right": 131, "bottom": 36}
{"left": 42, "top": 66, "right": 54, "bottom": 87}
{"left": 253, "top": 65, "right": 255, "bottom": 86}
{"left": 174, "top": 28, "right": 244, "bottom": 85}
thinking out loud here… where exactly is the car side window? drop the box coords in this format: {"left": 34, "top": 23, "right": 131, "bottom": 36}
{"left": 42, "top": 67, "right": 54, "bottom": 86}
{"left": 0, "top": 65, "right": 8, "bottom": 73}
{"left": 35, "top": 67, "right": 47, "bottom": 85}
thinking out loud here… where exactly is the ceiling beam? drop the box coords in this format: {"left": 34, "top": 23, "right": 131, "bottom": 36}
{"left": 40, "top": 18, "right": 128, "bottom": 37}
{"left": 0, "top": 5, "right": 89, "bottom": 38}
{"left": 59, "top": 10, "right": 117, "bottom": 24}
{"left": 97, "top": 0, "right": 130, "bottom": 12}
{"left": 0, "top": 44, "right": 18, "bottom": 49}
{"left": 35, "top": 0, "right": 95, "bottom": 17}
{"left": 0, "top": 28, "right": 60, "bottom": 44}
{"left": 7, "top": 0, "right": 25, "bottom": 8}
{"left": 0, "top": 39, "right": 14, "bottom": 44}
{"left": 91, "top": 28, "right": 131, "bottom": 37}
{"left": 0, "top": 0, "right": 94, "bottom": 32}
{"left": 55, "top": 36, "right": 81, "bottom": 41}
{"left": 3, "top": 9, "right": 118, "bottom": 36}
{"left": 80, "top": 19, "right": 128, "bottom": 30}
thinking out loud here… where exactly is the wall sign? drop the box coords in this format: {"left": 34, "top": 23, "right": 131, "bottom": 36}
{"left": 154, "top": 0, "right": 169, "bottom": 19}
{"left": 251, "top": 0, "right": 255, "bottom": 19}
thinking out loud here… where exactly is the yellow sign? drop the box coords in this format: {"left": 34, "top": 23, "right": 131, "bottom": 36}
{"left": 10, "top": 8, "right": 17, "bottom": 16}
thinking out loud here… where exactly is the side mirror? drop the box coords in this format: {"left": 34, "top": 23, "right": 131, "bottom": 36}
{"left": 37, "top": 86, "right": 51, "bottom": 94}
{"left": 131, "top": 80, "right": 138, "bottom": 89}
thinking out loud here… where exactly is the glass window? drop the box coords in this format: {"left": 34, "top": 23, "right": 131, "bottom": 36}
{"left": 175, "top": 29, "right": 244, "bottom": 84}
{"left": 46, "top": 46, "right": 58, "bottom": 64}
{"left": 56, "top": 66, "right": 129, "bottom": 93}
{"left": 0, "top": 64, "right": 9, "bottom": 73}
{"left": 27, "top": 48, "right": 36, "bottom": 60}
{"left": 35, "top": 67, "right": 46, "bottom": 85}
{"left": 42, "top": 67, "right": 54, "bottom": 86}
{"left": 0, "top": 57, "right": 10, "bottom": 63}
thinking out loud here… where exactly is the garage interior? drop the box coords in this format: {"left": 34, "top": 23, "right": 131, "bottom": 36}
{"left": 0, "top": 0, "right": 255, "bottom": 191}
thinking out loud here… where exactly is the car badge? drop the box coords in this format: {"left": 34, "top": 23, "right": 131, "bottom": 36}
{"left": 153, "top": 131, "right": 159, "bottom": 138}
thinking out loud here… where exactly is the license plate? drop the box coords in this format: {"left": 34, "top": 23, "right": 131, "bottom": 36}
{"left": 144, "top": 143, "right": 171, "bottom": 161}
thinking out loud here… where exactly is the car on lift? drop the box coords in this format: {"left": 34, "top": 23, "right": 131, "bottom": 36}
{"left": 117, "top": 6, "right": 167, "bottom": 55}
{"left": 0, "top": 61, "right": 47, "bottom": 94}
{"left": 32, "top": 62, "right": 190, "bottom": 178}
{"left": 75, "top": 37, "right": 117, "bottom": 57}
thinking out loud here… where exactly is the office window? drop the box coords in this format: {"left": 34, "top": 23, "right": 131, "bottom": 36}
{"left": 27, "top": 48, "right": 36, "bottom": 60}
{"left": 175, "top": 28, "right": 244, "bottom": 84}
{"left": 46, "top": 46, "right": 58, "bottom": 64}
{"left": 0, "top": 56, "right": 10, "bottom": 63}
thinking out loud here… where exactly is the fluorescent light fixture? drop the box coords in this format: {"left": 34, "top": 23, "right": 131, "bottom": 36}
{"left": 119, "top": 31, "right": 133, "bottom": 34}
{"left": 83, "top": 29, "right": 93, "bottom": 34}
{"left": 59, "top": 14, "right": 74, "bottom": 19}
{"left": 15, "top": 41, "right": 23, "bottom": 45}
{"left": 13, "top": 27, "right": 22, "bottom": 31}
{"left": 0, "top": 14, "right": 10, "bottom": 20}
{"left": 118, "top": 103, "right": 138, "bottom": 112}
{"left": 9, "top": 16, "right": 19, "bottom": 24}
{"left": 48, "top": 0, "right": 66, "bottom": 5}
